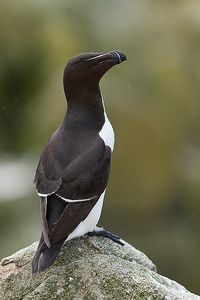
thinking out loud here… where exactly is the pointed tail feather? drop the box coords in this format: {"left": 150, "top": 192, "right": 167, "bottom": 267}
{"left": 32, "top": 237, "right": 65, "bottom": 275}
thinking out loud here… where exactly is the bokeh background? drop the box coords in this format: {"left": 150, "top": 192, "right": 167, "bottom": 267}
{"left": 0, "top": 0, "right": 200, "bottom": 294}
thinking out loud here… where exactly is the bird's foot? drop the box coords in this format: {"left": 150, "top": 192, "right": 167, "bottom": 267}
{"left": 88, "top": 227, "right": 124, "bottom": 246}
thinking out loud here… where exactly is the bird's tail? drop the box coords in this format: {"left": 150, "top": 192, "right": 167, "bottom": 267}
{"left": 32, "top": 236, "right": 65, "bottom": 275}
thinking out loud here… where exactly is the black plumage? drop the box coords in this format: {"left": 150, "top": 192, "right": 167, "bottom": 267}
{"left": 32, "top": 51, "right": 127, "bottom": 275}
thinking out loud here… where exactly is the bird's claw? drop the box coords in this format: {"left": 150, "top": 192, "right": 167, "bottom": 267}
{"left": 88, "top": 229, "right": 124, "bottom": 246}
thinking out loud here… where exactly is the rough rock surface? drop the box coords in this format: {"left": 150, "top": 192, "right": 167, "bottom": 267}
{"left": 0, "top": 236, "right": 199, "bottom": 300}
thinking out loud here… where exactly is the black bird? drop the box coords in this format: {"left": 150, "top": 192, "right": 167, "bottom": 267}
{"left": 32, "top": 50, "right": 127, "bottom": 275}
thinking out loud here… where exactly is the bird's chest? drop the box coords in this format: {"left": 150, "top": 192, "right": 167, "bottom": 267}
{"left": 99, "top": 114, "right": 115, "bottom": 151}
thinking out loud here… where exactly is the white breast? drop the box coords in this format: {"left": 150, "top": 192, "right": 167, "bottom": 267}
{"left": 99, "top": 113, "right": 115, "bottom": 151}
{"left": 66, "top": 191, "right": 105, "bottom": 241}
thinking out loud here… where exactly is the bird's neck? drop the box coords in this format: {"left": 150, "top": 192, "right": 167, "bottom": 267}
{"left": 64, "top": 84, "right": 105, "bottom": 129}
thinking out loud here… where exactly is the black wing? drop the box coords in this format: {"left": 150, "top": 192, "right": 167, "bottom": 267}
{"left": 57, "top": 139, "right": 111, "bottom": 200}
{"left": 32, "top": 138, "right": 111, "bottom": 274}
{"left": 35, "top": 136, "right": 111, "bottom": 200}
{"left": 34, "top": 145, "right": 62, "bottom": 195}
{"left": 34, "top": 135, "right": 111, "bottom": 244}
{"left": 32, "top": 193, "right": 100, "bottom": 274}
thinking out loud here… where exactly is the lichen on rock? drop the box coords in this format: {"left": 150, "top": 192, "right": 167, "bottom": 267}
{"left": 0, "top": 236, "right": 199, "bottom": 300}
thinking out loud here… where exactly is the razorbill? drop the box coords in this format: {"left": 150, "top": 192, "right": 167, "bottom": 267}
{"left": 32, "top": 50, "right": 127, "bottom": 275}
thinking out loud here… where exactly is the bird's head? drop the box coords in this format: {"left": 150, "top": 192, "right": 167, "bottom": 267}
{"left": 63, "top": 51, "right": 127, "bottom": 98}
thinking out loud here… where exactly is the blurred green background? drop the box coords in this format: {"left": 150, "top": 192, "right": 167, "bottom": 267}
{"left": 0, "top": 0, "right": 200, "bottom": 294}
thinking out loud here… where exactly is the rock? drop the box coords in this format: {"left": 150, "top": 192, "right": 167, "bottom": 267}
{"left": 0, "top": 236, "right": 199, "bottom": 300}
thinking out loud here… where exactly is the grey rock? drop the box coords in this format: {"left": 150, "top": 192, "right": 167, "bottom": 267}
{"left": 0, "top": 236, "right": 199, "bottom": 300}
